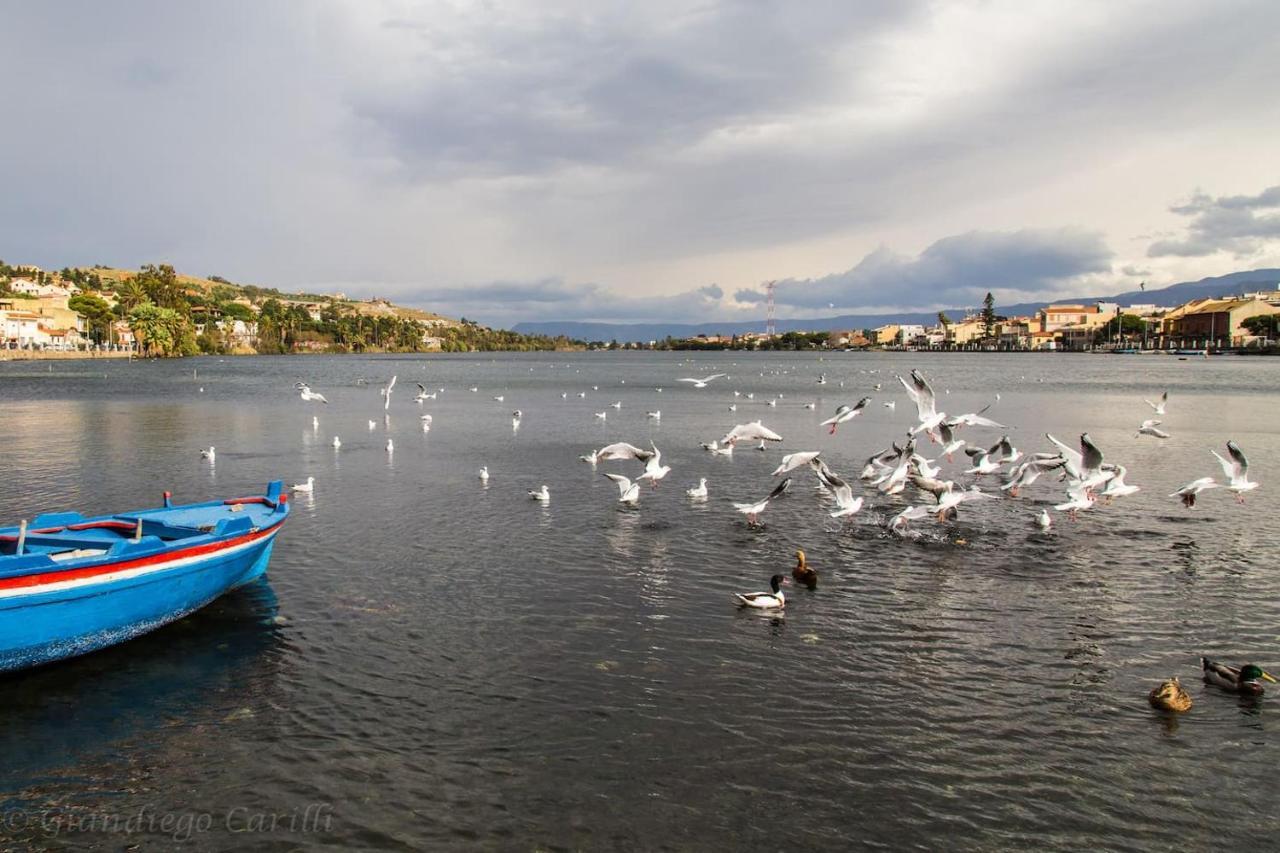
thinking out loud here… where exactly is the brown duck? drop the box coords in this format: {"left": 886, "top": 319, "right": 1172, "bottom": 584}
{"left": 792, "top": 550, "right": 818, "bottom": 589}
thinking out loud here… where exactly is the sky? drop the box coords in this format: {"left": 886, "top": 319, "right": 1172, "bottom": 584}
{"left": 2, "top": 0, "right": 1279, "bottom": 327}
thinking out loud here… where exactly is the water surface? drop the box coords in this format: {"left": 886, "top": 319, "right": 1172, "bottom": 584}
{"left": 1, "top": 352, "right": 1276, "bottom": 850}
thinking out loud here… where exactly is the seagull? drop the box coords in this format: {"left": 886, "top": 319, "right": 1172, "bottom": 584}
{"left": 899, "top": 369, "right": 946, "bottom": 435}
{"left": 1144, "top": 390, "right": 1169, "bottom": 415}
{"left": 528, "top": 485, "right": 550, "bottom": 502}
{"left": 332, "top": 436, "right": 341, "bottom": 449}
{"left": 812, "top": 460, "right": 864, "bottom": 518}
{"left": 579, "top": 450, "right": 600, "bottom": 465}
{"left": 603, "top": 473, "right": 641, "bottom": 505}
{"left": 312, "top": 416, "right": 319, "bottom": 429}
{"left": 1000, "top": 457, "right": 1062, "bottom": 497}
{"left": 817, "top": 373, "right": 827, "bottom": 385}
{"left": 296, "top": 383, "right": 328, "bottom": 404}
{"left": 685, "top": 478, "right": 708, "bottom": 499}
{"left": 290, "top": 476, "right": 314, "bottom": 494}
{"left": 989, "top": 435, "right": 1022, "bottom": 465}
{"left": 1212, "top": 441, "right": 1258, "bottom": 502}
{"left": 721, "top": 420, "right": 783, "bottom": 446}
{"left": 1171, "top": 477, "right": 1217, "bottom": 507}
{"left": 1054, "top": 483, "right": 1096, "bottom": 520}
{"left": 595, "top": 442, "right": 655, "bottom": 462}
{"left": 679, "top": 373, "right": 727, "bottom": 389}
{"left": 367, "top": 419, "right": 377, "bottom": 430}
{"left": 200, "top": 446, "right": 216, "bottom": 461}
{"left": 647, "top": 410, "right": 661, "bottom": 419}
{"left": 733, "top": 478, "right": 792, "bottom": 525}
{"left": 935, "top": 422, "right": 966, "bottom": 462}
{"left": 820, "top": 398, "right": 871, "bottom": 434}
{"left": 610, "top": 401, "right": 622, "bottom": 410}
{"left": 478, "top": 466, "right": 489, "bottom": 482}
{"left": 512, "top": 410, "right": 523, "bottom": 419}
{"left": 594, "top": 411, "right": 608, "bottom": 420}
{"left": 636, "top": 444, "right": 671, "bottom": 487}
{"left": 1035, "top": 509, "right": 1052, "bottom": 531}
{"left": 386, "top": 439, "right": 394, "bottom": 454}
{"left": 470, "top": 387, "right": 478, "bottom": 393}
{"left": 963, "top": 447, "right": 1001, "bottom": 475}
{"left": 935, "top": 485, "right": 995, "bottom": 520}
{"left": 945, "top": 406, "right": 1004, "bottom": 430}
{"left": 415, "top": 383, "right": 435, "bottom": 402}
{"left": 771, "top": 451, "right": 821, "bottom": 477}
{"left": 381, "top": 375, "right": 397, "bottom": 410}
{"left": 889, "top": 505, "right": 932, "bottom": 533}
{"left": 883, "top": 401, "right": 896, "bottom": 411}
{"left": 728, "top": 404, "right": 737, "bottom": 412}
{"left": 493, "top": 395, "right": 505, "bottom": 403}
{"left": 733, "top": 574, "right": 789, "bottom": 609}
{"left": 803, "top": 402, "right": 816, "bottom": 410}
{"left": 1100, "top": 465, "right": 1140, "bottom": 500}
{"left": 1135, "top": 419, "right": 1171, "bottom": 439}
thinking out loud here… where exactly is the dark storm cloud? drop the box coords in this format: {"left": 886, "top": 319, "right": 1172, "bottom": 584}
{"left": 734, "top": 229, "right": 1113, "bottom": 311}
{"left": 1149, "top": 184, "right": 1280, "bottom": 258}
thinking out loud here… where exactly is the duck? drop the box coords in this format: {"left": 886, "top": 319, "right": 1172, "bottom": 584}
{"left": 1148, "top": 677, "right": 1192, "bottom": 712}
{"left": 734, "top": 574, "right": 789, "bottom": 609}
{"left": 290, "top": 476, "right": 315, "bottom": 494}
{"left": 791, "top": 550, "right": 817, "bottom": 589}
{"left": 1202, "top": 657, "right": 1276, "bottom": 695}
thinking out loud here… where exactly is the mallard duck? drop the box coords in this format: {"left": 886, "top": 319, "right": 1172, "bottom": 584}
{"left": 1148, "top": 677, "right": 1192, "bottom": 712}
{"left": 1202, "top": 657, "right": 1277, "bottom": 696}
{"left": 792, "top": 550, "right": 817, "bottom": 589}
{"left": 734, "top": 574, "right": 789, "bottom": 609}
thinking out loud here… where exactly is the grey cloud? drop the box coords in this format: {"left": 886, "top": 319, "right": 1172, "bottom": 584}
{"left": 394, "top": 279, "right": 726, "bottom": 327}
{"left": 735, "top": 229, "right": 1112, "bottom": 311}
{"left": 1149, "top": 184, "right": 1280, "bottom": 257}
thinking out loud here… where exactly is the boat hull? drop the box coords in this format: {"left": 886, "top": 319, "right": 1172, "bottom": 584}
{"left": 0, "top": 524, "right": 282, "bottom": 673}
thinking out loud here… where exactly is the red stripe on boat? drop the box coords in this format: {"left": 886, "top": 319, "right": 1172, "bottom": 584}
{"left": 0, "top": 521, "right": 283, "bottom": 592}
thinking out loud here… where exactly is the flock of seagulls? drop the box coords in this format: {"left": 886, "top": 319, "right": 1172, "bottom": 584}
{"left": 222, "top": 360, "right": 1270, "bottom": 706}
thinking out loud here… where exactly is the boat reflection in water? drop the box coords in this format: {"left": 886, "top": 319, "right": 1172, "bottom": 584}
{"left": 0, "top": 579, "right": 286, "bottom": 784}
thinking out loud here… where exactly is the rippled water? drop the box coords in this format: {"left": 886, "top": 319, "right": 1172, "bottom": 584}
{"left": 1, "top": 352, "right": 1277, "bottom": 850}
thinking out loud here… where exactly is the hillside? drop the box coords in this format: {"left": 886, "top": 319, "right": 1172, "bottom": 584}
{"left": 512, "top": 269, "right": 1280, "bottom": 341}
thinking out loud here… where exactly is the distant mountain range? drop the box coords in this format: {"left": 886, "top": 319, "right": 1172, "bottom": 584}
{"left": 513, "top": 269, "right": 1280, "bottom": 342}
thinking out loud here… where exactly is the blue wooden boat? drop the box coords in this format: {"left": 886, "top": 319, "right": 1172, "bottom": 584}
{"left": 0, "top": 482, "right": 289, "bottom": 673}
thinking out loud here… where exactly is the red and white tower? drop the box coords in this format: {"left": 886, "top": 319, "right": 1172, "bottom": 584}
{"left": 765, "top": 281, "right": 777, "bottom": 338}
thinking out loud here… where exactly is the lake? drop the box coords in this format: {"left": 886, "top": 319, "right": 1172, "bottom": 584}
{"left": 1, "top": 351, "right": 1277, "bottom": 850}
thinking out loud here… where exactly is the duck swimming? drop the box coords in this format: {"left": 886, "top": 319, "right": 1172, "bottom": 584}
{"left": 791, "top": 550, "right": 817, "bottom": 589}
{"left": 1148, "top": 677, "right": 1192, "bottom": 712}
{"left": 734, "top": 574, "right": 789, "bottom": 609}
{"left": 1202, "top": 657, "right": 1276, "bottom": 696}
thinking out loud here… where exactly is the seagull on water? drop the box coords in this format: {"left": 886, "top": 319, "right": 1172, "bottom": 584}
{"left": 368, "top": 419, "right": 377, "bottom": 430}
{"left": 594, "top": 411, "right": 608, "bottom": 421}
{"left": 291, "top": 476, "right": 315, "bottom": 494}
{"left": 685, "top": 478, "right": 708, "bottom": 499}
{"left": 811, "top": 459, "right": 864, "bottom": 519}
{"left": 1035, "top": 509, "right": 1052, "bottom": 531}
{"left": 820, "top": 398, "right": 871, "bottom": 434}
{"left": 332, "top": 436, "right": 341, "bottom": 449}
{"left": 647, "top": 410, "right": 661, "bottom": 419}
{"left": 478, "top": 466, "right": 489, "bottom": 482}
{"left": 528, "top": 485, "right": 550, "bottom": 502}
{"left": 386, "top": 439, "right": 394, "bottom": 454}
{"left": 200, "top": 446, "right": 216, "bottom": 461}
